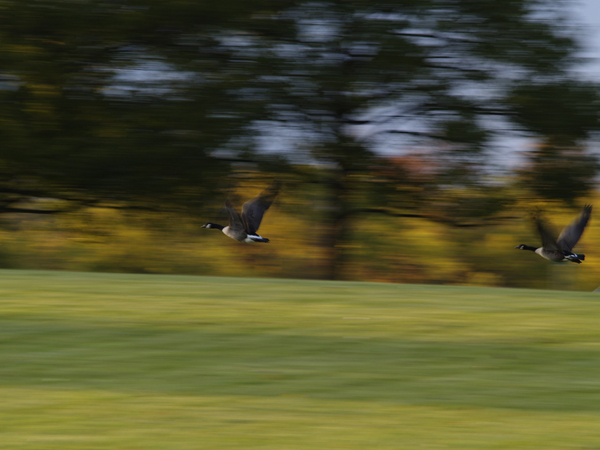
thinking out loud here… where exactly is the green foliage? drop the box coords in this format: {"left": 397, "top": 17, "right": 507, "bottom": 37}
{"left": 516, "top": 139, "right": 599, "bottom": 205}
{"left": 508, "top": 83, "right": 600, "bottom": 138}
{"left": 0, "top": 0, "right": 595, "bottom": 204}
{"left": 0, "top": 0, "right": 272, "bottom": 207}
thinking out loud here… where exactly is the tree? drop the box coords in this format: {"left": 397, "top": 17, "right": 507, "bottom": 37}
{"left": 0, "top": 0, "right": 293, "bottom": 213}
{"left": 0, "top": 1, "right": 598, "bottom": 280}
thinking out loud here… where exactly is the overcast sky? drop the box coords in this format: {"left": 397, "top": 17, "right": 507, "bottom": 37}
{"left": 575, "top": 0, "right": 600, "bottom": 78}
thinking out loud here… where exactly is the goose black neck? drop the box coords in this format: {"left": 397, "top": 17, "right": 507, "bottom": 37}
{"left": 205, "top": 223, "right": 224, "bottom": 230}
{"left": 520, "top": 244, "right": 537, "bottom": 251}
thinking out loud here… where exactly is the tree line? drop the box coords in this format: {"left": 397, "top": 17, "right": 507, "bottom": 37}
{"left": 0, "top": 0, "right": 598, "bottom": 280}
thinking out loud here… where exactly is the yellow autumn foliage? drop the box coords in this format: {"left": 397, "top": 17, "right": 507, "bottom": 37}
{"left": 0, "top": 183, "right": 598, "bottom": 291}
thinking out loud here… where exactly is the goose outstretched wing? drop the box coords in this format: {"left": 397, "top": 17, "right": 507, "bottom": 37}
{"left": 533, "top": 212, "right": 561, "bottom": 252}
{"left": 241, "top": 182, "right": 281, "bottom": 235}
{"left": 557, "top": 204, "right": 592, "bottom": 253}
{"left": 224, "top": 200, "right": 245, "bottom": 233}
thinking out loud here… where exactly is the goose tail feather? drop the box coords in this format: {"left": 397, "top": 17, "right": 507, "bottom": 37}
{"left": 567, "top": 253, "right": 585, "bottom": 264}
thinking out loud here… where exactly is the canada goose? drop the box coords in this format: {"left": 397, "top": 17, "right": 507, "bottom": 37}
{"left": 202, "top": 182, "right": 280, "bottom": 243}
{"left": 515, "top": 204, "right": 592, "bottom": 264}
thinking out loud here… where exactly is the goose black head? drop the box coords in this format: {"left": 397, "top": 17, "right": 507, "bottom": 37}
{"left": 515, "top": 244, "right": 526, "bottom": 249}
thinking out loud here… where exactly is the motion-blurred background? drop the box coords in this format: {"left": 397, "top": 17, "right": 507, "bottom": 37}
{"left": 1, "top": 0, "right": 600, "bottom": 290}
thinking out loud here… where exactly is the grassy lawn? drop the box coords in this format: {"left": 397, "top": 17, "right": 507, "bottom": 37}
{"left": 2, "top": 270, "right": 600, "bottom": 449}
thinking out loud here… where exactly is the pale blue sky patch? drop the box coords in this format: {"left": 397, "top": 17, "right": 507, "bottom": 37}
{"left": 104, "top": 59, "right": 196, "bottom": 99}
{"left": 573, "top": 0, "right": 600, "bottom": 79}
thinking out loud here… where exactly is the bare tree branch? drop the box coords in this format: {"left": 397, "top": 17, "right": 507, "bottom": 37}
{"left": 345, "top": 207, "right": 518, "bottom": 228}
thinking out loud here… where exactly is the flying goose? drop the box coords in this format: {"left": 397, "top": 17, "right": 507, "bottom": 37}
{"left": 202, "top": 182, "right": 280, "bottom": 243}
{"left": 515, "top": 204, "right": 592, "bottom": 264}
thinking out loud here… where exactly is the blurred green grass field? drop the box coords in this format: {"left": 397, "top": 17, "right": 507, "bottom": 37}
{"left": 2, "top": 270, "right": 600, "bottom": 449}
